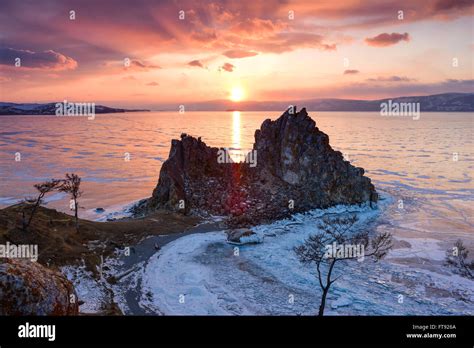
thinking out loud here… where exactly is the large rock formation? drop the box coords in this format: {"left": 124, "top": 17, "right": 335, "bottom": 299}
{"left": 0, "top": 259, "right": 79, "bottom": 315}
{"left": 147, "top": 108, "right": 377, "bottom": 226}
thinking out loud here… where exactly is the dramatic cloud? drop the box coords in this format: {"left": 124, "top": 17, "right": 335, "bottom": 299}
{"left": 0, "top": 0, "right": 471, "bottom": 104}
{"left": 0, "top": 48, "right": 77, "bottom": 70}
{"left": 223, "top": 50, "right": 259, "bottom": 59}
{"left": 367, "top": 76, "right": 415, "bottom": 82}
{"left": 365, "top": 33, "right": 410, "bottom": 47}
{"left": 146, "top": 82, "right": 159, "bottom": 86}
{"left": 219, "top": 63, "right": 235, "bottom": 72}
{"left": 188, "top": 60, "right": 205, "bottom": 68}
{"left": 291, "top": 0, "right": 472, "bottom": 28}
{"left": 344, "top": 69, "right": 360, "bottom": 75}
{"left": 0, "top": 0, "right": 469, "bottom": 63}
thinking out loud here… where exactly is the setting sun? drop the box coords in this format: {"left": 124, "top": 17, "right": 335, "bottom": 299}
{"left": 230, "top": 87, "right": 245, "bottom": 102}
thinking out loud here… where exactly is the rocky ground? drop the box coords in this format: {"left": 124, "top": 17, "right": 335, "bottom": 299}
{"left": 0, "top": 203, "right": 201, "bottom": 315}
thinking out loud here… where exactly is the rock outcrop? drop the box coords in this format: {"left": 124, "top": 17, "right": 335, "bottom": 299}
{"left": 0, "top": 259, "right": 79, "bottom": 315}
{"left": 147, "top": 108, "right": 377, "bottom": 226}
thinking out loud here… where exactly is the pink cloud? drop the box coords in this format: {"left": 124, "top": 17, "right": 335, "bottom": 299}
{"left": 365, "top": 33, "right": 410, "bottom": 47}
{"left": 238, "top": 32, "right": 337, "bottom": 53}
{"left": 344, "top": 69, "right": 360, "bottom": 75}
{"left": 188, "top": 60, "right": 205, "bottom": 68}
{"left": 129, "top": 60, "right": 161, "bottom": 70}
{"left": 434, "top": 0, "right": 472, "bottom": 12}
{"left": 230, "top": 18, "right": 288, "bottom": 38}
{"left": 223, "top": 50, "right": 259, "bottom": 59}
{"left": 367, "top": 76, "right": 416, "bottom": 82}
{"left": 219, "top": 63, "right": 235, "bottom": 72}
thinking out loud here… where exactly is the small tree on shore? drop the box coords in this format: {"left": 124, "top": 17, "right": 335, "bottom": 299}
{"left": 445, "top": 239, "right": 474, "bottom": 279}
{"left": 24, "top": 179, "right": 61, "bottom": 230}
{"left": 294, "top": 215, "right": 392, "bottom": 316}
{"left": 59, "top": 173, "right": 82, "bottom": 231}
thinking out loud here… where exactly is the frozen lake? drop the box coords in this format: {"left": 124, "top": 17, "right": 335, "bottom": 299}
{"left": 2, "top": 111, "right": 473, "bottom": 314}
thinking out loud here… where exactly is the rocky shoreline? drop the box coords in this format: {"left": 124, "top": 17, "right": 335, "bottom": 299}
{"left": 0, "top": 204, "right": 201, "bottom": 315}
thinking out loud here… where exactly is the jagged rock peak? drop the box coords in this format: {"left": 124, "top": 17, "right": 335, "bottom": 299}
{"left": 147, "top": 108, "right": 377, "bottom": 226}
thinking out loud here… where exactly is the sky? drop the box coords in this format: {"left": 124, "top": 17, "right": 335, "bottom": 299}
{"left": 0, "top": 0, "right": 472, "bottom": 109}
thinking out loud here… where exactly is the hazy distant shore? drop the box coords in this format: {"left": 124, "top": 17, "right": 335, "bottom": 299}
{"left": 1, "top": 92, "right": 473, "bottom": 114}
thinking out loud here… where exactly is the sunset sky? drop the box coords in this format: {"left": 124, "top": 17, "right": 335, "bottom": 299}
{"left": 0, "top": 0, "right": 472, "bottom": 109}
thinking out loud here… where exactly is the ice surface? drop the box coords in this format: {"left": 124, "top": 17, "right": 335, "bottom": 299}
{"left": 137, "top": 201, "right": 474, "bottom": 315}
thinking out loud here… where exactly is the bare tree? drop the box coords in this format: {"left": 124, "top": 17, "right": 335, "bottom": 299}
{"left": 24, "top": 179, "right": 61, "bottom": 230}
{"left": 59, "top": 173, "right": 82, "bottom": 231}
{"left": 445, "top": 239, "right": 474, "bottom": 279}
{"left": 294, "top": 215, "right": 392, "bottom": 316}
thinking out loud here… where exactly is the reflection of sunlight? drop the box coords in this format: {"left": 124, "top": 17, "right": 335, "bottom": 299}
{"left": 231, "top": 111, "right": 241, "bottom": 162}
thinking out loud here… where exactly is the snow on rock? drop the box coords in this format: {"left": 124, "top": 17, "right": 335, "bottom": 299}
{"left": 226, "top": 228, "right": 263, "bottom": 245}
{"left": 62, "top": 265, "right": 105, "bottom": 313}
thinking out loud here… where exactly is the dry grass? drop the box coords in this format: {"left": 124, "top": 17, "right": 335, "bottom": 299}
{"left": 0, "top": 203, "right": 201, "bottom": 274}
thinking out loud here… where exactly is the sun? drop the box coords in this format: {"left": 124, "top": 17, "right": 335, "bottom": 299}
{"left": 230, "top": 86, "right": 245, "bottom": 102}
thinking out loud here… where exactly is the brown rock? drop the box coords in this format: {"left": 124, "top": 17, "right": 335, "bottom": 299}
{"left": 147, "top": 108, "right": 377, "bottom": 226}
{"left": 0, "top": 259, "right": 79, "bottom": 315}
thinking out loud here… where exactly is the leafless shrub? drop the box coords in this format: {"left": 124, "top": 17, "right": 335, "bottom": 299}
{"left": 24, "top": 179, "right": 61, "bottom": 230}
{"left": 445, "top": 239, "right": 474, "bottom": 279}
{"left": 59, "top": 173, "right": 82, "bottom": 232}
{"left": 294, "top": 215, "right": 392, "bottom": 316}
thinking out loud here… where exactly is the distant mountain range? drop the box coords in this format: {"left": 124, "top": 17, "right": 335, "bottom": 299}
{"left": 183, "top": 93, "right": 474, "bottom": 112}
{"left": 1, "top": 93, "right": 473, "bottom": 114}
{"left": 0, "top": 102, "right": 149, "bottom": 115}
